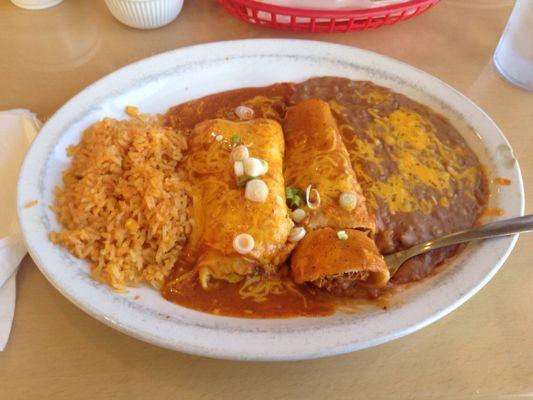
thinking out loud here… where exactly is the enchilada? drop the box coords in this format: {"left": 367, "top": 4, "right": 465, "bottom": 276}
{"left": 182, "top": 118, "right": 294, "bottom": 288}
{"left": 283, "top": 99, "right": 390, "bottom": 290}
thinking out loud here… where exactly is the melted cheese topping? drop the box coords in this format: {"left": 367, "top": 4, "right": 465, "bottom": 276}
{"left": 214, "top": 95, "right": 286, "bottom": 121}
{"left": 238, "top": 274, "right": 307, "bottom": 306}
{"left": 183, "top": 118, "right": 294, "bottom": 282}
{"left": 357, "top": 90, "right": 392, "bottom": 105}
{"left": 328, "top": 99, "right": 346, "bottom": 115}
{"left": 343, "top": 108, "right": 478, "bottom": 214}
{"left": 245, "top": 95, "right": 285, "bottom": 120}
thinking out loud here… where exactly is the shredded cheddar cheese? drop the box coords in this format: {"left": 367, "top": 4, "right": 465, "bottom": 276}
{"left": 328, "top": 99, "right": 346, "bottom": 115}
{"left": 238, "top": 275, "right": 307, "bottom": 307}
{"left": 227, "top": 95, "right": 286, "bottom": 121}
{"left": 353, "top": 90, "right": 392, "bottom": 105}
{"left": 344, "top": 107, "right": 479, "bottom": 214}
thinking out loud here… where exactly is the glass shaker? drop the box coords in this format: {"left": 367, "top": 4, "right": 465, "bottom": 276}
{"left": 493, "top": 0, "right": 533, "bottom": 91}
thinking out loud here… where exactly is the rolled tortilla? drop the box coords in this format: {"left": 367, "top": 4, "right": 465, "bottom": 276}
{"left": 291, "top": 228, "right": 389, "bottom": 289}
{"left": 283, "top": 99, "right": 374, "bottom": 232}
{"left": 284, "top": 99, "right": 389, "bottom": 289}
{"left": 183, "top": 118, "right": 294, "bottom": 288}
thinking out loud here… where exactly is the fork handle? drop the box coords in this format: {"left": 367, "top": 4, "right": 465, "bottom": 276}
{"left": 409, "top": 214, "right": 533, "bottom": 256}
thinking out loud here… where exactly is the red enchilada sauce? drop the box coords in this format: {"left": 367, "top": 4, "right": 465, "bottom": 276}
{"left": 163, "top": 264, "right": 337, "bottom": 318}
{"left": 163, "top": 78, "right": 489, "bottom": 318}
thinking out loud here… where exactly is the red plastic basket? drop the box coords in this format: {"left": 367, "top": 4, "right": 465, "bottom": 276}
{"left": 218, "top": 0, "right": 440, "bottom": 33}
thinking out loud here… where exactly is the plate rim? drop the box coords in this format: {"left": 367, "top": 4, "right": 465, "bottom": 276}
{"left": 17, "top": 39, "right": 525, "bottom": 361}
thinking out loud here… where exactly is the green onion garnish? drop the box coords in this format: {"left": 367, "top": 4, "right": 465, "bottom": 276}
{"left": 231, "top": 135, "right": 241, "bottom": 145}
{"left": 337, "top": 230, "right": 348, "bottom": 240}
{"left": 285, "top": 186, "right": 303, "bottom": 209}
{"left": 236, "top": 176, "right": 253, "bottom": 188}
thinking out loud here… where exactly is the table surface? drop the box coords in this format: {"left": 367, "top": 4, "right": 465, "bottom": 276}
{"left": 1, "top": 0, "right": 532, "bottom": 398}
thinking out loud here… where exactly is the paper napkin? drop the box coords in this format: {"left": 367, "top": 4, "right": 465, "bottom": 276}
{"left": 0, "top": 109, "right": 40, "bottom": 351}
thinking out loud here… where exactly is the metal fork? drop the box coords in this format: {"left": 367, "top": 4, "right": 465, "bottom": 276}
{"left": 384, "top": 214, "right": 533, "bottom": 277}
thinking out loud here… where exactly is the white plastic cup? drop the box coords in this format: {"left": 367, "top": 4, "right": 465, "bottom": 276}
{"left": 493, "top": 0, "right": 533, "bottom": 91}
{"left": 10, "top": 0, "right": 64, "bottom": 9}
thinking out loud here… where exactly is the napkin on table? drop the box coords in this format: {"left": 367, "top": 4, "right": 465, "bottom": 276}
{"left": 0, "top": 109, "right": 40, "bottom": 351}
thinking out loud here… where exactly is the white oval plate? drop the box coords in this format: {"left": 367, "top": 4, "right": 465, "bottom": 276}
{"left": 17, "top": 39, "right": 524, "bottom": 361}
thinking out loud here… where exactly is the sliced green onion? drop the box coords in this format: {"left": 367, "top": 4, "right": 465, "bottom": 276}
{"left": 337, "top": 230, "right": 348, "bottom": 240}
{"left": 233, "top": 233, "right": 255, "bottom": 254}
{"left": 285, "top": 187, "right": 298, "bottom": 198}
{"left": 245, "top": 179, "right": 269, "bottom": 203}
{"left": 291, "top": 208, "right": 306, "bottom": 223}
{"left": 235, "top": 106, "right": 255, "bottom": 120}
{"left": 305, "top": 184, "right": 321, "bottom": 209}
{"left": 289, "top": 226, "right": 306, "bottom": 243}
{"left": 231, "top": 135, "right": 241, "bottom": 145}
{"left": 339, "top": 192, "right": 357, "bottom": 211}
{"left": 231, "top": 145, "right": 249, "bottom": 161}
{"left": 291, "top": 195, "right": 302, "bottom": 208}
{"left": 285, "top": 186, "right": 303, "bottom": 209}
{"left": 236, "top": 176, "right": 253, "bottom": 188}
